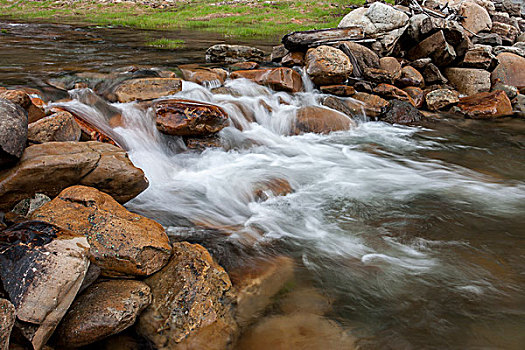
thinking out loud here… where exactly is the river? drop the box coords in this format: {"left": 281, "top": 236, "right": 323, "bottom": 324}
{"left": 1, "top": 20, "right": 525, "bottom": 350}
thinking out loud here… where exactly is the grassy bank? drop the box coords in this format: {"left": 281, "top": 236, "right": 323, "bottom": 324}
{"left": 0, "top": 0, "right": 366, "bottom": 38}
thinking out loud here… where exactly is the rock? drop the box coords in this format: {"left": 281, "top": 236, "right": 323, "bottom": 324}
{"left": 363, "top": 67, "right": 393, "bottom": 84}
{"left": 458, "top": 1, "right": 492, "bottom": 35}
{"left": 407, "top": 30, "right": 457, "bottom": 66}
{"left": 231, "top": 67, "right": 303, "bottom": 93}
{"left": 0, "top": 141, "right": 148, "bottom": 210}
{"left": 373, "top": 83, "right": 415, "bottom": 106}
{"left": 353, "top": 80, "right": 375, "bottom": 93}
{"left": 494, "top": 45, "right": 525, "bottom": 57}
{"left": 293, "top": 106, "right": 355, "bottom": 134}
{"left": 444, "top": 67, "right": 491, "bottom": 95}
{"left": 491, "top": 52, "right": 525, "bottom": 87}
{"left": 230, "top": 62, "right": 259, "bottom": 70}
{"left": 180, "top": 67, "right": 226, "bottom": 85}
{"left": 322, "top": 93, "right": 388, "bottom": 118}
{"left": 403, "top": 86, "right": 425, "bottom": 109}
{"left": 339, "top": 2, "right": 408, "bottom": 35}
{"left": 253, "top": 179, "right": 293, "bottom": 201}
{"left": 0, "top": 221, "right": 90, "bottom": 350}
{"left": 281, "top": 51, "right": 305, "bottom": 67}
{"left": 0, "top": 99, "right": 27, "bottom": 167}
{"left": 320, "top": 85, "right": 356, "bottom": 97}
{"left": 0, "top": 89, "right": 31, "bottom": 109}
{"left": 271, "top": 45, "right": 288, "bottom": 62}
{"left": 279, "top": 287, "right": 331, "bottom": 316}
{"left": 12, "top": 193, "right": 51, "bottom": 217}
{"left": 55, "top": 280, "right": 151, "bottom": 348}
{"left": 381, "top": 99, "right": 423, "bottom": 124}
{"left": 491, "top": 22, "right": 519, "bottom": 44}
{"left": 31, "top": 185, "right": 172, "bottom": 277}
{"left": 0, "top": 299, "right": 16, "bottom": 350}
{"left": 338, "top": 42, "right": 380, "bottom": 77}
{"left": 236, "top": 313, "right": 356, "bottom": 350}
{"left": 137, "top": 242, "right": 238, "bottom": 350}
{"left": 113, "top": 78, "right": 182, "bottom": 103}
{"left": 305, "top": 46, "right": 353, "bottom": 86}
{"left": 514, "top": 94, "right": 525, "bottom": 117}
{"left": 379, "top": 57, "right": 402, "bottom": 80}
{"left": 206, "top": 44, "right": 265, "bottom": 64}
{"left": 396, "top": 66, "right": 424, "bottom": 87}
{"left": 462, "top": 45, "right": 496, "bottom": 69}
{"left": 184, "top": 135, "right": 223, "bottom": 151}
{"left": 230, "top": 256, "right": 295, "bottom": 327}
{"left": 422, "top": 63, "right": 448, "bottom": 85}
{"left": 27, "top": 111, "right": 81, "bottom": 144}
{"left": 425, "top": 89, "right": 460, "bottom": 110}
{"left": 153, "top": 99, "right": 229, "bottom": 137}
{"left": 472, "top": 32, "right": 503, "bottom": 46}
{"left": 353, "top": 92, "right": 390, "bottom": 116}
{"left": 492, "top": 80, "right": 519, "bottom": 99}
{"left": 410, "top": 57, "right": 432, "bottom": 70}
{"left": 456, "top": 90, "right": 513, "bottom": 118}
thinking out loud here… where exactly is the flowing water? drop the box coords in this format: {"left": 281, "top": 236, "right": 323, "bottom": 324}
{"left": 2, "top": 21, "right": 525, "bottom": 350}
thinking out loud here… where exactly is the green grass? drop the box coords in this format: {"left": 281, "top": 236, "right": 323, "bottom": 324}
{"left": 0, "top": 0, "right": 366, "bottom": 38}
{"left": 146, "top": 38, "right": 185, "bottom": 49}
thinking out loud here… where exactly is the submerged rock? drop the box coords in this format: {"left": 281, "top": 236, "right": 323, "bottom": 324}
{"left": 305, "top": 45, "right": 353, "bottom": 86}
{"left": 456, "top": 90, "right": 513, "bottom": 118}
{"left": 113, "top": 78, "right": 182, "bottom": 103}
{"left": 253, "top": 178, "right": 293, "bottom": 201}
{"left": 0, "top": 299, "right": 16, "bottom": 350}
{"left": 56, "top": 280, "right": 152, "bottom": 348}
{"left": 230, "top": 67, "right": 303, "bottom": 93}
{"left": 31, "top": 185, "right": 172, "bottom": 277}
{"left": 206, "top": 44, "right": 265, "bottom": 64}
{"left": 0, "top": 221, "right": 90, "bottom": 350}
{"left": 0, "top": 99, "right": 27, "bottom": 167}
{"left": 293, "top": 106, "right": 355, "bottom": 134}
{"left": 137, "top": 242, "right": 238, "bottom": 350}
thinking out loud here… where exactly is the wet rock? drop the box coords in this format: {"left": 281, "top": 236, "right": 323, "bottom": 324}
{"left": 55, "top": 280, "right": 151, "bottom": 348}
{"left": 27, "top": 111, "right": 81, "bottom": 144}
{"left": 31, "top": 185, "right": 172, "bottom": 277}
{"left": 338, "top": 42, "right": 380, "bottom": 76}
{"left": 396, "top": 66, "right": 424, "bottom": 87}
{"left": 180, "top": 67, "right": 226, "bottom": 85}
{"left": 253, "top": 179, "right": 293, "bottom": 201}
{"left": 0, "top": 221, "right": 90, "bottom": 350}
{"left": 231, "top": 67, "right": 303, "bottom": 93}
{"left": 281, "top": 51, "right": 305, "bottom": 67}
{"left": 279, "top": 287, "right": 331, "bottom": 316}
{"left": 353, "top": 80, "right": 375, "bottom": 93}
{"left": 0, "top": 141, "right": 148, "bottom": 210}
{"left": 425, "top": 89, "right": 460, "bottom": 110}
{"left": 0, "top": 299, "right": 16, "bottom": 350}
{"left": 381, "top": 99, "right": 423, "bottom": 124}
{"left": 184, "top": 135, "right": 223, "bottom": 151}
{"left": 444, "top": 67, "right": 491, "bottom": 95}
{"left": 422, "top": 63, "right": 448, "bottom": 85}
{"left": 403, "top": 86, "right": 425, "bottom": 109}
{"left": 353, "top": 92, "right": 390, "bottom": 116}
{"left": 137, "top": 242, "right": 238, "bottom": 350}
{"left": 305, "top": 46, "right": 353, "bottom": 86}
{"left": 373, "top": 83, "right": 415, "bottom": 106}
{"left": 407, "top": 30, "right": 456, "bottom": 66}
{"left": 456, "top": 90, "right": 513, "bottom": 118}
{"left": 472, "top": 32, "right": 503, "bottom": 46}
{"left": 230, "top": 62, "right": 259, "bottom": 70}
{"left": 230, "top": 256, "right": 295, "bottom": 327}
{"left": 293, "top": 106, "right": 355, "bottom": 134}
{"left": 206, "top": 44, "right": 265, "bottom": 64}
{"left": 236, "top": 313, "right": 356, "bottom": 350}
{"left": 320, "top": 85, "right": 356, "bottom": 97}
{"left": 154, "top": 99, "right": 229, "bottom": 137}
{"left": 458, "top": 1, "right": 492, "bottom": 35}
{"left": 271, "top": 44, "right": 288, "bottom": 62}
{"left": 113, "top": 78, "right": 182, "bottom": 103}
{"left": 491, "top": 22, "right": 519, "bottom": 44}
{"left": 379, "top": 57, "right": 401, "bottom": 80}
{"left": 461, "top": 45, "right": 496, "bottom": 69}
{"left": 363, "top": 68, "right": 393, "bottom": 84}
{"left": 491, "top": 52, "right": 525, "bottom": 87}
{"left": 513, "top": 94, "right": 525, "bottom": 117}
{"left": 0, "top": 99, "right": 27, "bottom": 167}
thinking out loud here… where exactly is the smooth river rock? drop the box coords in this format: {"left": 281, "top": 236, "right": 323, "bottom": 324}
{"left": 56, "top": 280, "right": 152, "bottom": 348}
{"left": 293, "top": 106, "right": 356, "bottom": 134}
{"left": 31, "top": 185, "right": 172, "bottom": 277}
{"left": 230, "top": 67, "right": 303, "bottom": 93}
{"left": 0, "top": 99, "right": 27, "bottom": 167}
{"left": 113, "top": 78, "right": 182, "bottom": 103}
{"left": 305, "top": 45, "right": 353, "bottom": 86}
{"left": 0, "top": 299, "right": 16, "bottom": 350}
{"left": 138, "top": 242, "right": 238, "bottom": 350}
{"left": 0, "top": 141, "right": 148, "bottom": 210}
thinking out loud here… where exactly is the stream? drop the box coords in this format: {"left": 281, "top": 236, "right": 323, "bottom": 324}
{"left": 1, "top": 20, "right": 525, "bottom": 350}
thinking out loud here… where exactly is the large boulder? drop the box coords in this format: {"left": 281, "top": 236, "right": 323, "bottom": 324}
{"left": 55, "top": 280, "right": 152, "bottom": 348}
{"left": 458, "top": 1, "right": 492, "bottom": 35}
{"left": 444, "top": 67, "right": 491, "bottom": 95}
{"left": 293, "top": 106, "right": 356, "bottom": 134}
{"left": 456, "top": 90, "right": 513, "bottom": 118}
{"left": 31, "top": 185, "right": 172, "bottom": 277}
{"left": 137, "top": 242, "right": 239, "bottom": 350}
{"left": 0, "top": 99, "right": 27, "bottom": 167}
{"left": 0, "top": 141, "right": 148, "bottom": 210}
{"left": 154, "top": 99, "right": 229, "bottom": 136}
{"left": 0, "top": 299, "right": 16, "bottom": 350}
{"left": 380, "top": 100, "right": 423, "bottom": 124}
{"left": 491, "top": 52, "right": 525, "bottom": 88}
{"left": 305, "top": 45, "right": 353, "bottom": 86}
{"left": 0, "top": 221, "right": 90, "bottom": 350}
{"left": 113, "top": 78, "right": 182, "bottom": 103}
{"left": 230, "top": 67, "right": 303, "bottom": 93}
{"left": 407, "top": 30, "right": 457, "bottom": 66}
{"left": 206, "top": 44, "right": 265, "bottom": 64}
{"left": 27, "top": 111, "right": 81, "bottom": 144}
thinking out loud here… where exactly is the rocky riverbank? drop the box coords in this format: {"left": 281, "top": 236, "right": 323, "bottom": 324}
{"left": 1, "top": 0, "right": 524, "bottom": 349}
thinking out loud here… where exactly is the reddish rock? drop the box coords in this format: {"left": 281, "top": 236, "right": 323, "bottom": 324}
{"left": 281, "top": 51, "right": 305, "bottom": 67}
{"left": 462, "top": 45, "right": 496, "bottom": 69}
{"left": 373, "top": 84, "right": 416, "bottom": 106}
{"left": 491, "top": 52, "right": 525, "bottom": 88}
{"left": 154, "top": 99, "right": 229, "bottom": 136}
{"left": 396, "top": 66, "right": 424, "bottom": 87}
{"left": 184, "top": 135, "right": 222, "bottom": 151}
{"left": 491, "top": 22, "right": 519, "bottom": 44}
{"left": 253, "top": 178, "right": 293, "bottom": 201}
{"left": 403, "top": 86, "right": 425, "bottom": 109}
{"left": 27, "top": 111, "right": 81, "bottom": 144}
{"left": 456, "top": 90, "right": 513, "bottom": 118}
{"left": 229, "top": 62, "right": 259, "bottom": 70}
{"left": 319, "top": 85, "right": 356, "bottom": 96}
{"left": 293, "top": 106, "right": 355, "bottom": 134}
{"left": 305, "top": 45, "right": 353, "bottom": 86}
{"left": 425, "top": 89, "right": 460, "bottom": 110}
{"left": 113, "top": 78, "right": 182, "bottom": 103}
{"left": 231, "top": 67, "right": 303, "bottom": 93}
{"left": 322, "top": 93, "right": 388, "bottom": 118}
{"left": 353, "top": 92, "right": 389, "bottom": 116}
{"left": 181, "top": 67, "right": 226, "bottom": 85}
{"left": 0, "top": 89, "right": 31, "bottom": 109}
{"left": 363, "top": 67, "right": 393, "bottom": 84}
{"left": 379, "top": 57, "right": 402, "bottom": 80}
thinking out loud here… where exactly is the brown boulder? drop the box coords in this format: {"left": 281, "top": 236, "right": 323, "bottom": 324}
{"left": 407, "top": 30, "right": 456, "bottom": 66}
{"left": 0, "top": 299, "right": 16, "bottom": 350}
{"left": 396, "top": 66, "right": 424, "bottom": 87}
{"left": 462, "top": 45, "right": 496, "bottom": 69}
{"left": 379, "top": 57, "right": 402, "bottom": 80}
{"left": 137, "top": 242, "right": 238, "bottom": 350}
{"left": 180, "top": 67, "right": 226, "bottom": 85}
{"left": 491, "top": 22, "right": 519, "bottom": 44}
{"left": 0, "top": 221, "right": 90, "bottom": 350}
{"left": 230, "top": 62, "right": 259, "bottom": 70}
{"left": 154, "top": 99, "right": 229, "bottom": 136}
{"left": 353, "top": 92, "right": 390, "bottom": 116}
{"left": 31, "top": 185, "right": 172, "bottom": 277}
{"left": 444, "top": 67, "right": 491, "bottom": 96}
{"left": 458, "top": 1, "right": 492, "bottom": 35}
{"left": 491, "top": 52, "right": 525, "bottom": 88}
{"left": 293, "top": 106, "right": 355, "bottom": 134}
{"left": 253, "top": 178, "right": 293, "bottom": 201}
{"left": 305, "top": 45, "right": 353, "bottom": 86}
{"left": 56, "top": 280, "right": 152, "bottom": 348}
{"left": 338, "top": 42, "right": 380, "bottom": 75}
{"left": 281, "top": 52, "right": 305, "bottom": 67}
{"left": 425, "top": 89, "right": 460, "bottom": 110}
{"left": 231, "top": 68, "right": 303, "bottom": 93}
{"left": 113, "top": 78, "right": 182, "bottom": 103}
{"left": 319, "top": 85, "right": 356, "bottom": 97}
{"left": 456, "top": 90, "right": 513, "bottom": 118}
{"left": 373, "top": 84, "right": 416, "bottom": 106}
{"left": 403, "top": 87, "right": 425, "bottom": 109}
{"left": 0, "top": 99, "right": 27, "bottom": 167}
{"left": 0, "top": 141, "right": 148, "bottom": 210}
{"left": 27, "top": 111, "right": 81, "bottom": 144}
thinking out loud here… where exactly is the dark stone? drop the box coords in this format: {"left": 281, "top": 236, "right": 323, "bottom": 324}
{"left": 0, "top": 99, "right": 27, "bottom": 167}
{"left": 380, "top": 99, "right": 423, "bottom": 124}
